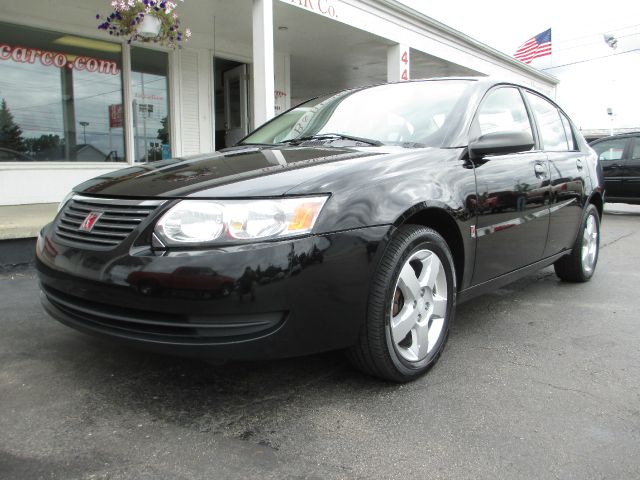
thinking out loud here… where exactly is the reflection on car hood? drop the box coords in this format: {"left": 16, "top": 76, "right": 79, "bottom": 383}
{"left": 73, "top": 145, "right": 401, "bottom": 198}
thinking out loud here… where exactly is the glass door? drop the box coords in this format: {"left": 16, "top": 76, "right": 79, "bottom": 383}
{"left": 223, "top": 64, "right": 248, "bottom": 147}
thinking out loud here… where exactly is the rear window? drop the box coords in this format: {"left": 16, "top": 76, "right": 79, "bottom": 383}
{"left": 592, "top": 138, "right": 627, "bottom": 161}
{"left": 525, "top": 92, "right": 569, "bottom": 151}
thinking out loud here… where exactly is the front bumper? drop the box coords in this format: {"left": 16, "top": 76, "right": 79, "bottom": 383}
{"left": 36, "top": 224, "right": 389, "bottom": 359}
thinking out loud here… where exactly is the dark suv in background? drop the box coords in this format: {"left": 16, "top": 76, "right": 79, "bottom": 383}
{"left": 591, "top": 133, "right": 640, "bottom": 204}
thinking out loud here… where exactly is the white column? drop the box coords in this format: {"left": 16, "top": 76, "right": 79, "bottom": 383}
{"left": 196, "top": 49, "right": 214, "bottom": 153}
{"left": 387, "top": 44, "right": 410, "bottom": 82}
{"left": 252, "top": 0, "right": 275, "bottom": 126}
{"left": 274, "top": 53, "right": 291, "bottom": 115}
{"left": 122, "top": 44, "right": 135, "bottom": 164}
{"left": 283, "top": 53, "right": 291, "bottom": 111}
{"left": 167, "top": 49, "right": 183, "bottom": 156}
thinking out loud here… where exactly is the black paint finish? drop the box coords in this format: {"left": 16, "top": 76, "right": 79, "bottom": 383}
{"left": 36, "top": 78, "right": 603, "bottom": 360}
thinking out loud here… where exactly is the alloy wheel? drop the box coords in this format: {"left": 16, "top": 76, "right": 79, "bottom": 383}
{"left": 581, "top": 214, "right": 598, "bottom": 274}
{"left": 390, "top": 249, "right": 448, "bottom": 363}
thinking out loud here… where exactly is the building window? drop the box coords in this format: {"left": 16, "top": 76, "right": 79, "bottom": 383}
{"left": 0, "top": 22, "right": 126, "bottom": 162}
{"left": 131, "top": 47, "right": 170, "bottom": 162}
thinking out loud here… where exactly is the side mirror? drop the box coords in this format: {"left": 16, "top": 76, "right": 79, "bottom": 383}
{"left": 468, "top": 131, "right": 535, "bottom": 161}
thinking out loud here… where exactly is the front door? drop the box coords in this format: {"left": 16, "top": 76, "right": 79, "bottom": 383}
{"left": 223, "top": 64, "right": 249, "bottom": 147}
{"left": 592, "top": 136, "right": 628, "bottom": 199}
{"left": 471, "top": 86, "right": 550, "bottom": 284}
{"left": 621, "top": 136, "right": 640, "bottom": 200}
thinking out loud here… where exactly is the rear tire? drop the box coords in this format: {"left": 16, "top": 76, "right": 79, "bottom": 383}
{"left": 554, "top": 204, "right": 600, "bottom": 282}
{"left": 347, "top": 225, "right": 456, "bottom": 382}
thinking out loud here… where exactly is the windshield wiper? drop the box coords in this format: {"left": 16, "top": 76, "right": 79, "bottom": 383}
{"left": 279, "top": 133, "right": 384, "bottom": 146}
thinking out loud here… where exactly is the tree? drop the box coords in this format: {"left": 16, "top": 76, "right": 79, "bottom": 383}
{"left": 24, "top": 134, "right": 63, "bottom": 160}
{"left": 0, "top": 99, "right": 26, "bottom": 152}
{"left": 157, "top": 116, "right": 169, "bottom": 145}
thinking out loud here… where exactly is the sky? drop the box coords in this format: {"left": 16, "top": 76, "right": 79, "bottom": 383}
{"left": 399, "top": 0, "right": 640, "bottom": 131}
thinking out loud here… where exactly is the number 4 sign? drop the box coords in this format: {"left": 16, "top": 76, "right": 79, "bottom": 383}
{"left": 388, "top": 44, "right": 410, "bottom": 82}
{"left": 401, "top": 50, "right": 409, "bottom": 81}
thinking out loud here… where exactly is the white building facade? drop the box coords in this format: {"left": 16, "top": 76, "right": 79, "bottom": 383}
{"left": 0, "top": 0, "right": 557, "bottom": 206}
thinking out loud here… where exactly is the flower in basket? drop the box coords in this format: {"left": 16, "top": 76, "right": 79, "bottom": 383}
{"left": 97, "top": 0, "right": 192, "bottom": 48}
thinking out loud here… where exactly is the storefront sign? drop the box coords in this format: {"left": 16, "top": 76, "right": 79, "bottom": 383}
{"left": 135, "top": 93, "right": 165, "bottom": 101}
{"left": 108, "top": 104, "right": 123, "bottom": 128}
{"left": 288, "top": 0, "right": 339, "bottom": 19}
{"left": 0, "top": 44, "right": 120, "bottom": 75}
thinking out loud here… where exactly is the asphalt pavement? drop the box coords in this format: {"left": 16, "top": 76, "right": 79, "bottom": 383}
{"left": 1, "top": 204, "right": 639, "bottom": 480}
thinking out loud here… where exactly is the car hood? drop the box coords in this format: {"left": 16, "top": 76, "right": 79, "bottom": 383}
{"left": 73, "top": 145, "right": 419, "bottom": 198}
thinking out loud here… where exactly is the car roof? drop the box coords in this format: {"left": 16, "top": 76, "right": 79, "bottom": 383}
{"left": 591, "top": 132, "right": 640, "bottom": 144}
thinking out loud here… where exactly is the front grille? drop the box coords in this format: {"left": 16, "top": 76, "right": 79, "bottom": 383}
{"left": 55, "top": 195, "right": 165, "bottom": 249}
{"left": 41, "top": 284, "right": 286, "bottom": 344}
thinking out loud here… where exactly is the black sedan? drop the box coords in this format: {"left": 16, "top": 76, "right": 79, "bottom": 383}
{"left": 37, "top": 78, "right": 603, "bottom": 382}
{"left": 590, "top": 132, "right": 640, "bottom": 204}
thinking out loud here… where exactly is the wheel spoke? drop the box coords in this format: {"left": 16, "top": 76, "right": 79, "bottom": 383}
{"left": 418, "top": 252, "right": 440, "bottom": 289}
{"left": 398, "top": 262, "right": 421, "bottom": 301}
{"left": 391, "top": 304, "right": 418, "bottom": 343}
{"left": 427, "top": 317, "right": 445, "bottom": 353}
{"left": 415, "top": 321, "right": 430, "bottom": 358}
{"left": 432, "top": 295, "right": 447, "bottom": 318}
{"left": 404, "top": 330, "right": 420, "bottom": 362}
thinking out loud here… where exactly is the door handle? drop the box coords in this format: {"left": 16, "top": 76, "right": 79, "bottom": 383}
{"left": 576, "top": 159, "right": 583, "bottom": 170}
{"left": 534, "top": 163, "right": 547, "bottom": 177}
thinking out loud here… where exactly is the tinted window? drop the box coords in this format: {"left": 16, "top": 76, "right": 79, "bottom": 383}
{"left": 560, "top": 113, "right": 577, "bottom": 150}
{"left": 592, "top": 138, "right": 627, "bottom": 162}
{"left": 526, "top": 92, "right": 569, "bottom": 151}
{"left": 475, "top": 87, "right": 533, "bottom": 138}
{"left": 632, "top": 137, "right": 640, "bottom": 160}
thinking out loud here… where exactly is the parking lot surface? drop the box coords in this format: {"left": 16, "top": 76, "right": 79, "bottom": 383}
{"left": 1, "top": 204, "right": 639, "bottom": 480}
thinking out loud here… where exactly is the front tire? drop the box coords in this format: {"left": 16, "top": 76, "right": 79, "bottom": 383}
{"left": 348, "top": 225, "right": 456, "bottom": 382}
{"left": 554, "top": 203, "right": 600, "bottom": 282}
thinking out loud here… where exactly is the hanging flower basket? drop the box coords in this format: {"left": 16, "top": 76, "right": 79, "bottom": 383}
{"left": 97, "top": 0, "right": 191, "bottom": 49}
{"left": 137, "top": 14, "right": 162, "bottom": 38}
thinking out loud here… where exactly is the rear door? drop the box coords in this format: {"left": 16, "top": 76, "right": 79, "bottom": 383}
{"left": 471, "top": 86, "right": 550, "bottom": 284}
{"left": 591, "top": 137, "right": 629, "bottom": 199}
{"left": 524, "top": 91, "right": 586, "bottom": 257}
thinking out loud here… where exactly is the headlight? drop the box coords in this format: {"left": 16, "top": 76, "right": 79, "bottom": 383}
{"left": 154, "top": 196, "right": 329, "bottom": 246}
{"left": 57, "top": 191, "right": 75, "bottom": 212}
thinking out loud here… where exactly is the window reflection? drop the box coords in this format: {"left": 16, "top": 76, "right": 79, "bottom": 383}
{"left": 131, "top": 47, "right": 170, "bottom": 162}
{"left": 0, "top": 22, "right": 125, "bottom": 162}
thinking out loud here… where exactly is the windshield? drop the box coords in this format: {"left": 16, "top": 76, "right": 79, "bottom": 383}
{"left": 240, "top": 80, "right": 473, "bottom": 148}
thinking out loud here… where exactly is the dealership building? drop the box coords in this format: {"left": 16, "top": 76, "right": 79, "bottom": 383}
{"left": 0, "top": 0, "right": 557, "bottom": 207}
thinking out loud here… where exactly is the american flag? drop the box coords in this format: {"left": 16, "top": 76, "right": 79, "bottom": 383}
{"left": 514, "top": 29, "right": 552, "bottom": 64}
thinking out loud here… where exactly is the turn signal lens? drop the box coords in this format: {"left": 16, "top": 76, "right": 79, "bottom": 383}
{"left": 288, "top": 202, "right": 324, "bottom": 232}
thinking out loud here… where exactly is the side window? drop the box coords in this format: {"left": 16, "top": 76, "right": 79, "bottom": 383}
{"left": 474, "top": 87, "right": 533, "bottom": 138}
{"left": 632, "top": 137, "right": 640, "bottom": 160}
{"left": 525, "top": 92, "right": 569, "bottom": 151}
{"left": 560, "top": 113, "right": 577, "bottom": 151}
{"left": 592, "top": 138, "right": 627, "bottom": 162}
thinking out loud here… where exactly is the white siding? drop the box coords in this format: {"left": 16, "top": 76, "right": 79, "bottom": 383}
{"left": 179, "top": 50, "right": 202, "bottom": 155}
